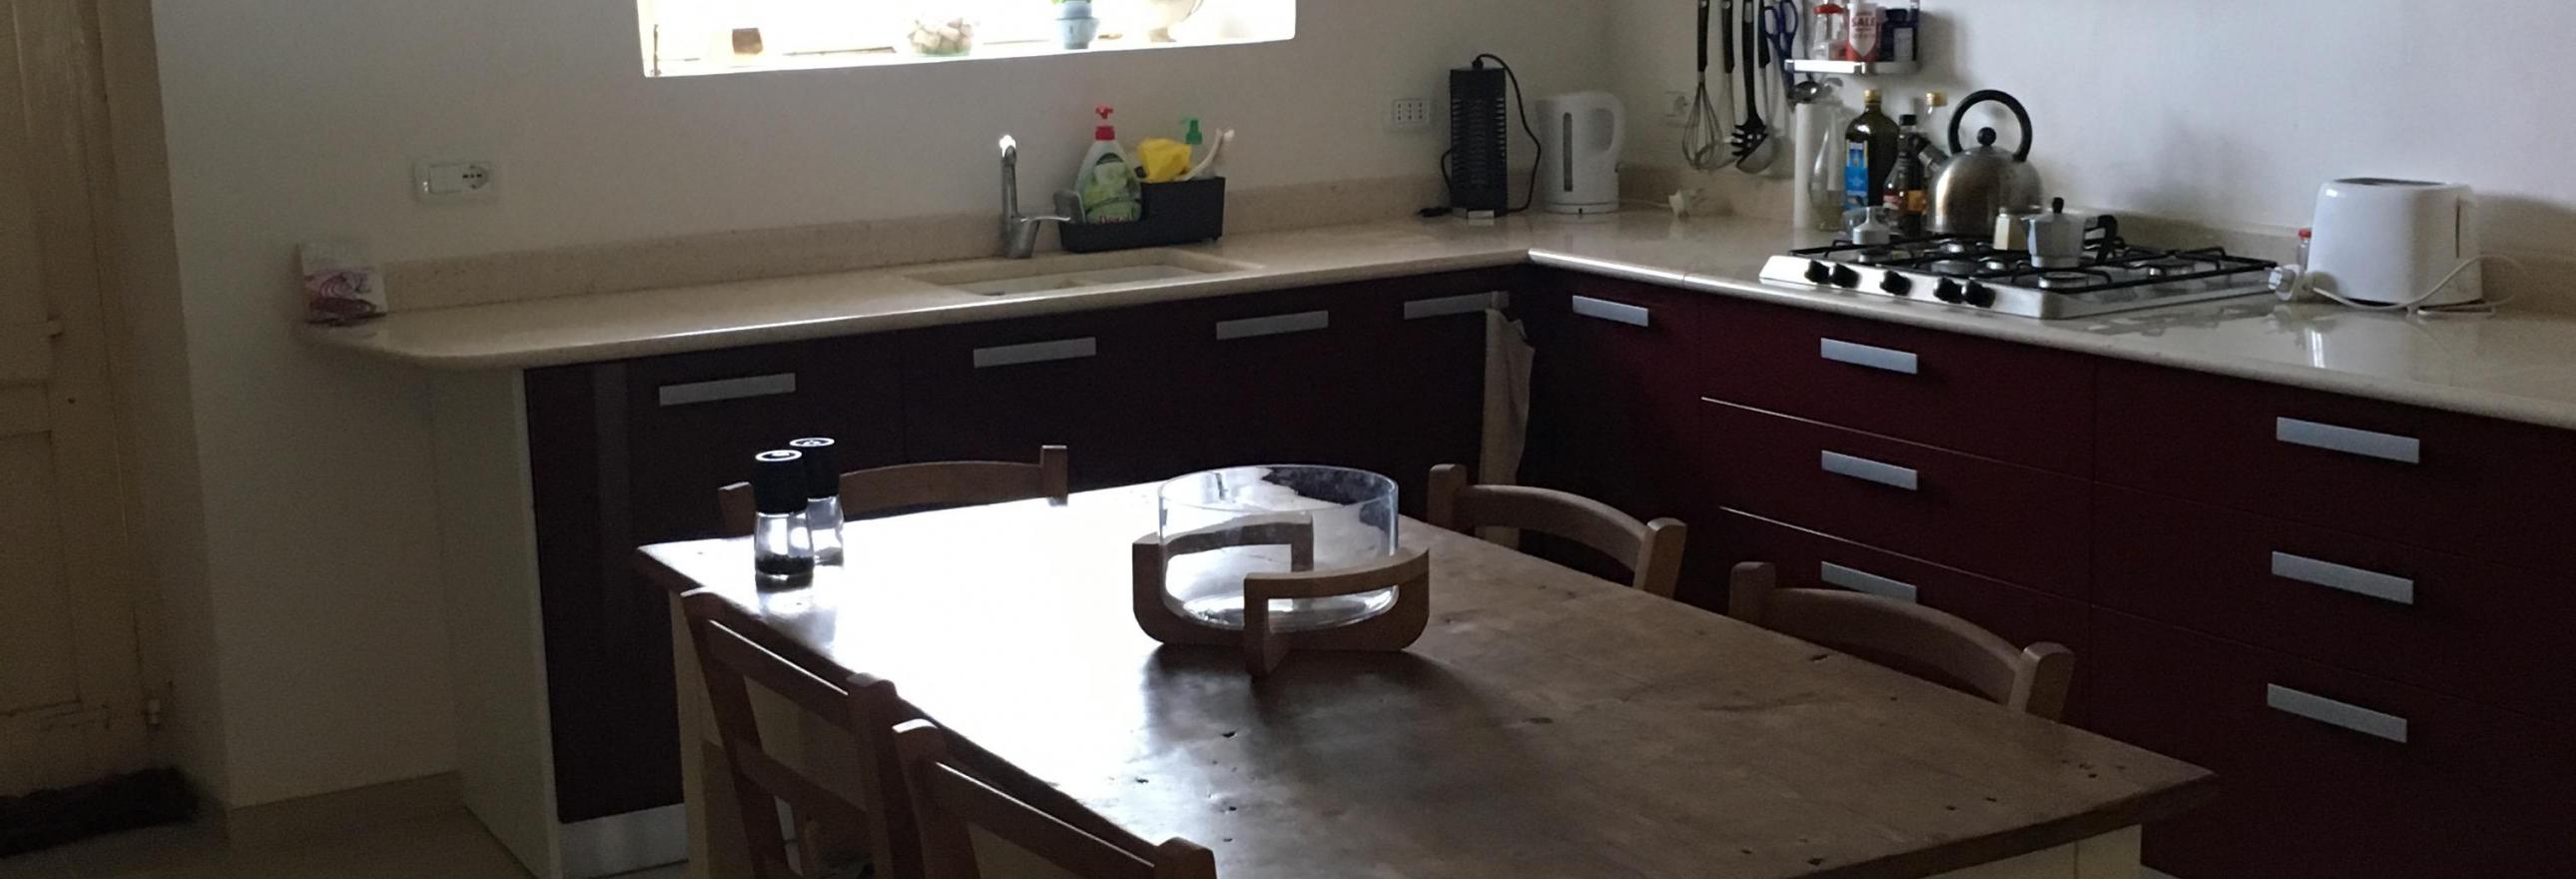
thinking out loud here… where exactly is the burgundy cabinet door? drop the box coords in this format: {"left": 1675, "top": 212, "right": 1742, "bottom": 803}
{"left": 901, "top": 304, "right": 1193, "bottom": 490}
{"left": 2097, "top": 485, "right": 2576, "bottom": 726}
{"left": 2096, "top": 358, "right": 2576, "bottom": 576}
{"left": 1696, "top": 398, "right": 2092, "bottom": 597}
{"left": 1701, "top": 509, "right": 2094, "bottom": 721}
{"left": 527, "top": 338, "right": 904, "bottom": 824}
{"left": 1157, "top": 285, "right": 1405, "bottom": 480}
{"left": 2090, "top": 610, "right": 2576, "bottom": 879}
{"left": 1698, "top": 296, "right": 2096, "bottom": 476}
{"left": 1340, "top": 269, "right": 1525, "bottom": 514}
{"left": 1521, "top": 273, "right": 1708, "bottom": 523}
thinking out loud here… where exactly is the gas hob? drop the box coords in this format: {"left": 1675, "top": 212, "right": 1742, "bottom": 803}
{"left": 1757, "top": 235, "right": 2282, "bottom": 320}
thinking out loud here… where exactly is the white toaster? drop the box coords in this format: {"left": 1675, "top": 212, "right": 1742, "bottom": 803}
{"left": 2307, "top": 179, "right": 2483, "bottom": 307}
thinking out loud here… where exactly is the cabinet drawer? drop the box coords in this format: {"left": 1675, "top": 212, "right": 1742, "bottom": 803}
{"left": 1701, "top": 509, "right": 2091, "bottom": 715}
{"left": 1699, "top": 297, "right": 2094, "bottom": 475}
{"left": 902, "top": 304, "right": 1189, "bottom": 489}
{"left": 2090, "top": 610, "right": 2576, "bottom": 878}
{"left": 1525, "top": 276, "right": 1708, "bottom": 520}
{"left": 2098, "top": 486, "right": 2576, "bottom": 725}
{"left": 2096, "top": 359, "right": 2576, "bottom": 575}
{"left": 1697, "top": 399, "right": 2090, "bottom": 597}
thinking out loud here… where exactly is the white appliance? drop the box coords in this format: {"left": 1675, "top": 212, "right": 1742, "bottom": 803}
{"left": 1536, "top": 91, "right": 1623, "bottom": 215}
{"left": 2307, "top": 179, "right": 2483, "bottom": 307}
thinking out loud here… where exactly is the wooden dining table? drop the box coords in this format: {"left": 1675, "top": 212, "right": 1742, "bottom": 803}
{"left": 640, "top": 482, "right": 2213, "bottom": 879}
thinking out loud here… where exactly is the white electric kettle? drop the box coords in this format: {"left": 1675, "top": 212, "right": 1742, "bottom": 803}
{"left": 1536, "top": 92, "right": 1624, "bottom": 215}
{"left": 2307, "top": 179, "right": 2483, "bottom": 307}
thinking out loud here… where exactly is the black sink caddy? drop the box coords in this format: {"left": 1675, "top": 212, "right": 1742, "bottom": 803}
{"left": 1058, "top": 178, "right": 1226, "bottom": 254}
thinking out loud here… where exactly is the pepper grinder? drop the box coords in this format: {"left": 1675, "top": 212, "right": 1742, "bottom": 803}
{"left": 751, "top": 449, "right": 816, "bottom": 587}
{"left": 788, "top": 437, "right": 844, "bottom": 565}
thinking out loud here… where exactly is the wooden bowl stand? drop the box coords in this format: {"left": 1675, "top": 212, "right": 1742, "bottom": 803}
{"left": 1132, "top": 515, "right": 1430, "bottom": 676}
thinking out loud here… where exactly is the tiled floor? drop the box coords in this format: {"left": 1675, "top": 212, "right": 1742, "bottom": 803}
{"left": 0, "top": 811, "right": 686, "bottom": 879}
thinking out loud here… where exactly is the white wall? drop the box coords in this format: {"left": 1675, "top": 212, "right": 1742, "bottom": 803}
{"left": 148, "top": 0, "right": 1610, "bottom": 807}
{"left": 1609, "top": 0, "right": 2576, "bottom": 250}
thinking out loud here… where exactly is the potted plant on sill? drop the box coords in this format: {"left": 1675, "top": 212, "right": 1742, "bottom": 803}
{"left": 1055, "top": 0, "right": 1100, "bottom": 49}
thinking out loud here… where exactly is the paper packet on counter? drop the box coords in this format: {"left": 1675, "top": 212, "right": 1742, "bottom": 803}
{"left": 301, "top": 239, "right": 386, "bottom": 325}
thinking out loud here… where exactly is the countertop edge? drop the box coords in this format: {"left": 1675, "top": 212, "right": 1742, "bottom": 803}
{"left": 304, "top": 223, "right": 2576, "bottom": 433}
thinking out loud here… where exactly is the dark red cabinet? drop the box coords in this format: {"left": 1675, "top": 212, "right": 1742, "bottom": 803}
{"left": 1699, "top": 296, "right": 2097, "bottom": 476}
{"left": 1521, "top": 274, "right": 1707, "bottom": 522}
{"left": 2096, "top": 485, "right": 2576, "bottom": 726}
{"left": 2097, "top": 359, "right": 2576, "bottom": 577}
{"left": 2090, "top": 610, "right": 2576, "bottom": 879}
{"left": 899, "top": 303, "right": 1194, "bottom": 490}
{"left": 1696, "top": 398, "right": 2092, "bottom": 597}
{"left": 527, "top": 339, "right": 904, "bottom": 824}
{"left": 1700, "top": 509, "right": 2093, "bottom": 719}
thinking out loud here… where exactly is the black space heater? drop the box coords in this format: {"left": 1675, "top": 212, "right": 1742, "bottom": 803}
{"left": 1448, "top": 63, "right": 1509, "bottom": 214}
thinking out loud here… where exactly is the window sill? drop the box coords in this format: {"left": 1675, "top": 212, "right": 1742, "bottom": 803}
{"left": 647, "top": 32, "right": 1289, "bottom": 78}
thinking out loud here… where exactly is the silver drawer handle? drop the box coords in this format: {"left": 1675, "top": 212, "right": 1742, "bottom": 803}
{"left": 2270, "top": 551, "right": 2416, "bottom": 605}
{"left": 1570, "top": 296, "right": 1651, "bottom": 328}
{"left": 2266, "top": 684, "right": 2409, "bottom": 744}
{"left": 1819, "top": 339, "right": 1919, "bottom": 376}
{"left": 1215, "top": 310, "right": 1331, "bottom": 341}
{"left": 657, "top": 373, "right": 796, "bottom": 407}
{"left": 2276, "top": 417, "right": 2421, "bottom": 464}
{"left": 1403, "top": 291, "right": 1510, "bottom": 320}
{"left": 972, "top": 337, "right": 1098, "bottom": 369}
{"left": 1820, "top": 561, "right": 1920, "bottom": 603}
{"left": 1821, "top": 450, "right": 1919, "bottom": 491}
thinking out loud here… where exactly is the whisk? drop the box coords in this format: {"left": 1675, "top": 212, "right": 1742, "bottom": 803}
{"left": 1682, "top": 0, "right": 1727, "bottom": 171}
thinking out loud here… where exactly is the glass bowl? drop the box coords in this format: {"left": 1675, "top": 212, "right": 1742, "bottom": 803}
{"left": 1157, "top": 465, "right": 1400, "bottom": 632}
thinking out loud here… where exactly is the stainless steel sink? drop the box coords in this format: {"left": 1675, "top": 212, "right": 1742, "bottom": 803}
{"left": 907, "top": 250, "right": 1255, "bottom": 296}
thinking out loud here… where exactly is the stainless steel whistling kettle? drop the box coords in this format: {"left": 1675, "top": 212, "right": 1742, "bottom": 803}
{"left": 1927, "top": 90, "right": 2042, "bottom": 237}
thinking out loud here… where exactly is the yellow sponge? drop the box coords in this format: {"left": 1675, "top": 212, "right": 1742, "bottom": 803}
{"left": 1137, "top": 138, "right": 1193, "bottom": 184}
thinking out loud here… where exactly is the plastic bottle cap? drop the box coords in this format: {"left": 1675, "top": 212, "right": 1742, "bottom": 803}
{"left": 1095, "top": 105, "right": 1116, "bottom": 141}
{"left": 788, "top": 437, "right": 838, "bottom": 498}
{"left": 2297, "top": 228, "right": 2313, "bottom": 240}
{"left": 753, "top": 450, "right": 809, "bottom": 514}
{"left": 1183, "top": 118, "right": 1203, "bottom": 146}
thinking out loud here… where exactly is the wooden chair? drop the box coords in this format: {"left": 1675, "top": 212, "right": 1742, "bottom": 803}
{"left": 683, "top": 591, "right": 922, "bottom": 879}
{"left": 1725, "top": 562, "right": 2076, "bottom": 721}
{"left": 1425, "top": 463, "right": 1687, "bottom": 598}
{"left": 721, "top": 445, "right": 1070, "bottom": 536}
{"left": 893, "top": 719, "right": 1218, "bottom": 879}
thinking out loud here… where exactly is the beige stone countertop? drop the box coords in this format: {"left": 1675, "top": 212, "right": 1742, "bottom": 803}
{"left": 304, "top": 212, "right": 2576, "bottom": 432}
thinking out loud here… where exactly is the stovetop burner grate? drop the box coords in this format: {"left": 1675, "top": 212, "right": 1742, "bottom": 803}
{"left": 1789, "top": 238, "right": 2274, "bottom": 296}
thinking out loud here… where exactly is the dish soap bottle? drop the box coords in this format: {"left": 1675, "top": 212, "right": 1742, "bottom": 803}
{"left": 1073, "top": 105, "right": 1143, "bottom": 223}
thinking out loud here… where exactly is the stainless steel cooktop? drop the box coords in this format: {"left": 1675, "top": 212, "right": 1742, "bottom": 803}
{"left": 1757, "top": 232, "right": 2281, "bottom": 320}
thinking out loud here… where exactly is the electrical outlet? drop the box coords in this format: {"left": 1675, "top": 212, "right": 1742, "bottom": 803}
{"left": 1387, "top": 97, "right": 1433, "bottom": 132}
{"left": 1663, "top": 90, "right": 1694, "bottom": 126}
{"left": 412, "top": 159, "right": 498, "bottom": 204}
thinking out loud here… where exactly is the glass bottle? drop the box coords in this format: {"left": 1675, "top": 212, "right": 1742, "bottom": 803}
{"left": 1881, "top": 114, "right": 1927, "bottom": 238}
{"left": 788, "top": 437, "right": 844, "bottom": 565}
{"left": 1843, "top": 89, "right": 1899, "bottom": 214}
{"left": 752, "top": 449, "right": 816, "bottom": 587}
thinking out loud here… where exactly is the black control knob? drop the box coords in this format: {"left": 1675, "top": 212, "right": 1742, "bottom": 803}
{"left": 1963, "top": 281, "right": 1997, "bottom": 308}
{"left": 1934, "top": 279, "right": 1965, "bottom": 304}
{"left": 1829, "top": 265, "right": 1862, "bottom": 289}
{"left": 1878, "top": 273, "right": 1913, "bottom": 296}
{"left": 1804, "top": 261, "right": 1834, "bottom": 285}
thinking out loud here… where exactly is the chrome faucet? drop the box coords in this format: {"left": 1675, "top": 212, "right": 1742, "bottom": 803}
{"left": 998, "top": 135, "right": 1071, "bottom": 259}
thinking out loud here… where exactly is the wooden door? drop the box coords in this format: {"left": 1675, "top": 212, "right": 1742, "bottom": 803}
{"left": 0, "top": 0, "right": 152, "bottom": 796}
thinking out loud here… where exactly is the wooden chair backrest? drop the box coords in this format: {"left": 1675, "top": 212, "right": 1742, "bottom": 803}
{"left": 893, "top": 720, "right": 1217, "bottom": 879}
{"left": 683, "top": 592, "right": 922, "bottom": 879}
{"left": 1424, "top": 463, "right": 1687, "bottom": 597}
{"left": 1725, "top": 562, "right": 2075, "bottom": 721}
{"left": 720, "top": 445, "right": 1070, "bottom": 536}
